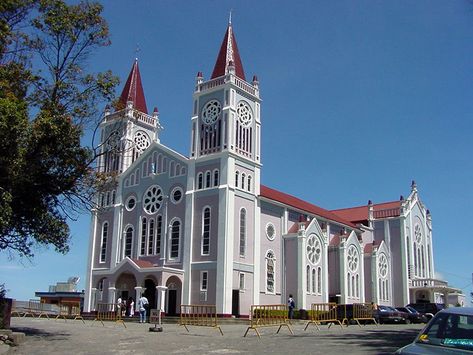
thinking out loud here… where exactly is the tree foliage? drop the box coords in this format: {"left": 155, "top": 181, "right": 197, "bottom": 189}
{"left": 0, "top": 0, "right": 119, "bottom": 258}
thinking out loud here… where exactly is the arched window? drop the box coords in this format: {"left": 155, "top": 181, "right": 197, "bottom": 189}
{"left": 169, "top": 161, "right": 175, "bottom": 177}
{"left": 356, "top": 274, "right": 359, "bottom": 298}
{"left": 306, "top": 265, "right": 311, "bottom": 293}
{"left": 266, "top": 250, "right": 275, "bottom": 294}
{"left": 235, "top": 171, "right": 239, "bottom": 188}
{"left": 239, "top": 209, "right": 246, "bottom": 257}
{"left": 197, "top": 173, "right": 203, "bottom": 189}
{"left": 202, "top": 207, "right": 211, "bottom": 255}
{"left": 317, "top": 267, "right": 322, "bottom": 294}
{"left": 205, "top": 171, "right": 211, "bottom": 188}
{"left": 100, "top": 222, "right": 108, "bottom": 263}
{"left": 347, "top": 273, "right": 351, "bottom": 297}
{"left": 170, "top": 220, "right": 180, "bottom": 259}
{"left": 125, "top": 226, "right": 133, "bottom": 258}
{"left": 141, "top": 217, "right": 147, "bottom": 255}
{"left": 247, "top": 175, "right": 252, "bottom": 192}
{"left": 148, "top": 218, "right": 154, "bottom": 255}
{"left": 241, "top": 173, "right": 245, "bottom": 189}
{"left": 213, "top": 170, "right": 219, "bottom": 187}
{"left": 156, "top": 215, "right": 162, "bottom": 254}
{"left": 351, "top": 275, "right": 355, "bottom": 297}
{"left": 311, "top": 268, "right": 316, "bottom": 293}
{"left": 378, "top": 253, "right": 389, "bottom": 301}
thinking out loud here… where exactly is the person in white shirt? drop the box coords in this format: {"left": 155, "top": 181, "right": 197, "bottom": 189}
{"left": 138, "top": 295, "right": 149, "bottom": 323}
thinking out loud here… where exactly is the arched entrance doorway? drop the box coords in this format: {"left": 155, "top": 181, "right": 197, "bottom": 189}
{"left": 415, "top": 289, "right": 430, "bottom": 303}
{"left": 165, "top": 276, "right": 182, "bottom": 316}
{"left": 144, "top": 278, "right": 157, "bottom": 309}
{"left": 116, "top": 273, "right": 137, "bottom": 303}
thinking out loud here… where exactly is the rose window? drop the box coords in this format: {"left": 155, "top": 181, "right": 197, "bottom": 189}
{"left": 306, "top": 234, "right": 322, "bottom": 265}
{"left": 134, "top": 131, "right": 150, "bottom": 153}
{"left": 347, "top": 245, "right": 359, "bottom": 272}
{"left": 237, "top": 101, "right": 253, "bottom": 127}
{"left": 378, "top": 254, "right": 388, "bottom": 278}
{"left": 201, "top": 100, "right": 221, "bottom": 125}
{"left": 266, "top": 223, "right": 275, "bottom": 241}
{"left": 414, "top": 224, "right": 422, "bottom": 243}
{"left": 143, "top": 185, "right": 163, "bottom": 214}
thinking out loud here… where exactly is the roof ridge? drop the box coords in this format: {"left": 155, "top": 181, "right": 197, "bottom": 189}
{"left": 260, "top": 184, "right": 358, "bottom": 229}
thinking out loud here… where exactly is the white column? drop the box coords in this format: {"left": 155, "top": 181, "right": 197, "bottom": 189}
{"left": 108, "top": 287, "right": 117, "bottom": 311}
{"left": 90, "top": 288, "right": 97, "bottom": 312}
{"left": 134, "top": 286, "right": 143, "bottom": 312}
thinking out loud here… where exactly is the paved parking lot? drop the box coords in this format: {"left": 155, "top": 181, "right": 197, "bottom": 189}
{"left": 6, "top": 317, "right": 423, "bottom": 354}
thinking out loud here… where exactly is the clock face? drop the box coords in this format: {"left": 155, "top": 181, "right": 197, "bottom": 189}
{"left": 201, "top": 100, "right": 221, "bottom": 125}
{"left": 237, "top": 101, "right": 253, "bottom": 127}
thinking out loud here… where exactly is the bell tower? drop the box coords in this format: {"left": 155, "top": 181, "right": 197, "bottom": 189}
{"left": 98, "top": 59, "right": 162, "bottom": 175}
{"left": 185, "top": 19, "right": 262, "bottom": 314}
{"left": 190, "top": 19, "right": 261, "bottom": 167}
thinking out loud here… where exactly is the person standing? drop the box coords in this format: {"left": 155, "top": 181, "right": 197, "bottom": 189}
{"left": 138, "top": 294, "right": 149, "bottom": 323}
{"left": 128, "top": 297, "right": 135, "bottom": 317}
{"left": 287, "top": 294, "right": 295, "bottom": 320}
{"left": 116, "top": 296, "right": 122, "bottom": 317}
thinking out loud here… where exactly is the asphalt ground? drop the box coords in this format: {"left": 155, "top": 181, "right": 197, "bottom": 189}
{"left": 6, "top": 317, "right": 424, "bottom": 354}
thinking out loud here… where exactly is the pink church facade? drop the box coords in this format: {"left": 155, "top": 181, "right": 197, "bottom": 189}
{"left": 83, "top": 22, "right": 458, "bottom": 316}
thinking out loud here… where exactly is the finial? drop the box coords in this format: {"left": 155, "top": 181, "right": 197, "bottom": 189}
{"left": 368, "top": 200, "right": 372, "bottom": 205}
{"left": 229, "top": 9, "right": 233, "bottom": 25}
{"left": 134, "top": 43, "right": 141, "bottom": 61}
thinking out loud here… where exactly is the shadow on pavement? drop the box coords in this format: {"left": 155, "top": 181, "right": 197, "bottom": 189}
{"left": 11, "top": 326, "right": 71, "bottom": 341}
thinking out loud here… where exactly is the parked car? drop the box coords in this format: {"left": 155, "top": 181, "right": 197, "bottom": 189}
{"left": 396, "top": 306, "right": 428, "bottom": 324}
{"left": 375, "top": 305, "right": 406, "bottom": 324}
{"left": 407, "top": 303, "right": 445, "bottom": 319}
{"left": 395, "top": 307, "right": 473, "bottom": 354}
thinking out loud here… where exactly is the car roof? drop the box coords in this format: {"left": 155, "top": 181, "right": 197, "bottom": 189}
{"left": 437, "top": 307, "right": 473, "bottom": 316}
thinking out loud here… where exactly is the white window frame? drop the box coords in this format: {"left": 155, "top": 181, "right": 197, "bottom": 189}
{"left": 201, "top": 206, "right": 211, "bottom": 256}
{"left": 99, "top": 221, "right": 108, "bottom": 263}
{"left": 200, "top": 271, "right": 208, "bottom": 291}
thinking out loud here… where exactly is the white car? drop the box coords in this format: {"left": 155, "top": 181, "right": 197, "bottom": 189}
{"left": 396, "top": 307, "right": 473, "bottom": 354}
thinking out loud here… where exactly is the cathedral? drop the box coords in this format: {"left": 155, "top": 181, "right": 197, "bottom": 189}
{"left": 83, "top": 21, "right": 458, "bottom": 316}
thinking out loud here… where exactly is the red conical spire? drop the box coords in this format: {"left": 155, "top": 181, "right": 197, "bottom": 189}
{"left": 119, "top": 59, "right": 148, "bottom": 114}
{"left": 211, "top": 20, "right": 246, "bottom": 80}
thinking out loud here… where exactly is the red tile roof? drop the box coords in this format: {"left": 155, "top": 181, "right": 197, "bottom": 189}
{"left": 331, "top": 201, "right": 401, "bottom": 223}
{"left": 131, "top": 259, "right": 154, "bottom": 268}
{"left": 211, "top": 23, "right": 246, "bottom": 80}
{"left": 119, "top": 59, "right": 148, "bottom": 114}
{"left": 260, "top": 185, "right": 358, "bottom": 229}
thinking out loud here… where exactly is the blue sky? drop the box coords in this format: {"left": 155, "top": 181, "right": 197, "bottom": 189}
{"left": 1, "top": 0, "right": 472, "bottom": 304}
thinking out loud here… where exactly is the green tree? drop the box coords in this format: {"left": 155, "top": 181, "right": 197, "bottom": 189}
{"left": 0, "top": 0, "right": 119, "bottom": 258}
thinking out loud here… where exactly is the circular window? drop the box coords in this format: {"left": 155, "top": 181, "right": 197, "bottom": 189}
{"left": 347, "top": 245, "right": 359, "bottom": 272}
{"left": 125, "top": 196, "right": 136, "bottom": 211}
{"left": 266, "top": 223, "right": 276, "bottom": 241}
{"left": 306, "top": 234, "right": 322, "bottom": 265}
{"left": 201, "top": 100, "right": 221, "bottom": 125}
{"left": 143, "top": 185, "right": 163, "bottom": 214}
{"left": 236, "top": 101, "right": 253, "bottom": 127}
{"left": 134, "top": 131, "right": 150, "bottom": 153}
{"left": 378, "top": 253, "right": 388, "bottom": 278}
{"left": 171, "top": 187, "right": 183, "bottom": 204}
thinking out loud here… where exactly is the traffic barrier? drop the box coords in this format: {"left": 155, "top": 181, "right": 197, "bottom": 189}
{"left": 352, "top": 303, "right": 378, "bottom": 327}
{"left": 55, "top": 302, "right": 85, "bottom": 323}
{"left": 23, "top": 300, "right": 50, "bottom": 319}
{"left": 93, "top": 303, "right": 126, "bottom": 328}
{"left": 11, "top": 300, "right": 27, "bottom": 317}
{"left": 304, "top": 303, "right": 343, "bottom": 331}
{"left": 179, "top": 305, "right": 223, "bottom": 335}
{"left": 243, "top": 304, "right": 294, "bottom": 338}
